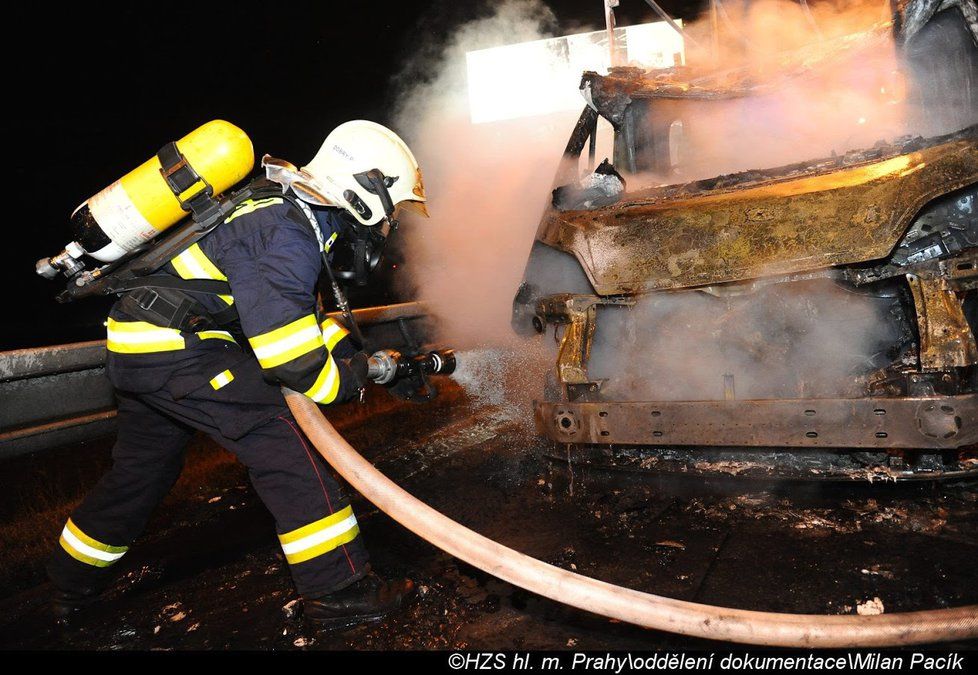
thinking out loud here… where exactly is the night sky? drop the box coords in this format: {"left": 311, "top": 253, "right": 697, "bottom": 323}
{"left": 4, "top": 0, "right": 702, "bottom": 350}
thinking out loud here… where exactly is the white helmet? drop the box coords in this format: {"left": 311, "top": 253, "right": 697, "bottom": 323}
{"left": 286, "top": 120, "right": 428, "bottom": 226}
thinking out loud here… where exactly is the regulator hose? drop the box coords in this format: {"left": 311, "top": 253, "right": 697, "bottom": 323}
{"left": 284, "top": 390, "right": 978, "bottom": 647}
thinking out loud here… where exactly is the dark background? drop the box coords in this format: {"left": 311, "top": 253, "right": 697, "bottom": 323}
{"left": 2, "top": 0, "right": 701, "bottom": 350}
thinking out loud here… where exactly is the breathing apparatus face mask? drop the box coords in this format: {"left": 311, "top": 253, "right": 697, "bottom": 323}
{"left": 261, "top": 155, "right": 397, "bottom": 286}
{"left": 327, "top": 208, "right": 394, "bottom": 286}
{"left": 319, "top": 168, "right": 393, "bottom": 284}
{"left": 334, "top": 169, "right": 399, "bottom": 286}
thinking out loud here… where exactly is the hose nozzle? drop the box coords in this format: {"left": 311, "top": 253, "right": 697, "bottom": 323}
{"left": 367, "top": 348, "right": 457, "bottom": 385}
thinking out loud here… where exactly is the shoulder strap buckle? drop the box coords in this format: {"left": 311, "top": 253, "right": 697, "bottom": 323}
{"left": 133, "top": 288, "right": 162, "bottom": 312}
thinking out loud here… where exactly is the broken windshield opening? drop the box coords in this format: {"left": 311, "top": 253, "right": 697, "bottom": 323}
{"left": 552, "top": 101, "right": 684, "bottom": 211}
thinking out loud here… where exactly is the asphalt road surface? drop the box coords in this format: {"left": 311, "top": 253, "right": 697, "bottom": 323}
{"left": 2, "top": 384, "right": 977, "bottom": 650}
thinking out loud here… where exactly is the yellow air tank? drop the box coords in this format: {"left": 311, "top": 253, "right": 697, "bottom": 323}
{"left": 69, "top": 120, "right": 254, "bottom": 262}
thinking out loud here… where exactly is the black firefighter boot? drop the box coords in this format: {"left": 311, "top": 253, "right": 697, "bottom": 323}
{"left": 50, "top": 587, "right": 99, "bottom": 626}
{"left": 303, "top": 572, "right": 416, "bottom": 629}
{"left": 47, "top": 550, "right": 111, "bottom": 626}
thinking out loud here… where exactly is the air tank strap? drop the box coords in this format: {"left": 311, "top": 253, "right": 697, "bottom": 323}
{"left": 157, "top": 142, "right": 223, "bottom": 223}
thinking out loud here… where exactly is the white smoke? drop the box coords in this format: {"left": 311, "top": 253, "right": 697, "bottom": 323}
{"left": 391, "top": 0, "right": 575, "bottom": 350}
{"left": 589, "top": 280, "right": 907, "bottom": 401}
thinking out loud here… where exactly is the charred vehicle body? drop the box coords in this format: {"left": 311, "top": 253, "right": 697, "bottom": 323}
{"left": 512, "top": 2, "right": 978, "bottom": 479}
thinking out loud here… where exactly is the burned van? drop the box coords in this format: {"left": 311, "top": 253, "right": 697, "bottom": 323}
{"left": 513, "top": 3, "right": 978, "bottom": 479}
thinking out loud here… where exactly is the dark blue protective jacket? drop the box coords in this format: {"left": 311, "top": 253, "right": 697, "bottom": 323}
{"left": 105, "top": 189, "right": 359, "bottom": 417}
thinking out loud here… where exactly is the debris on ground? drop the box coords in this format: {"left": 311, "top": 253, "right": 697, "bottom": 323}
{"left": 282, "top": 599, "right": 300, "bottom": 620}
{"left": 856, "top": 597, "right": 886, "bottom": 616}
{"left": 653, "top": 541, "right": 686, "bottom": 550}
{"left": 694, "top": 461, "right": 749, "bottom": 476}
{"left": 861, "top": 565, "right": 895, "bottom": 580}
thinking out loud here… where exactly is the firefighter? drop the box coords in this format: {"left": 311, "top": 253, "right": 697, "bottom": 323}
{"left": 46, "top": 121, "right": 427, "bottom": 628}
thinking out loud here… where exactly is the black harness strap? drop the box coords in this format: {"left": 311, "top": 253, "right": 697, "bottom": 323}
{"left": 113, "top": 275, "right": 232, "bottom": 295}
{"left": 121, "top": 288, "right": 201, "bottom": 331}
{"left": 118, "top": 290, "right": 239, "bottom": 334}
{"left": 113, "top": 276, "right": 237, "bottom": 333}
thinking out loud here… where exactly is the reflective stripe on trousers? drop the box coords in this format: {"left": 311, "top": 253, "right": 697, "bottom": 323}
{"left": 59, "top": 518, "right": 129, "bottom": 568}
{"left": 277, "top": 505, "right": 360, "bottom": 565}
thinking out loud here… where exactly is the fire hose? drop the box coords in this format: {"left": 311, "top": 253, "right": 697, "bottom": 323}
{"left": 284, "top": 390, "right": 978, "bottom": 647}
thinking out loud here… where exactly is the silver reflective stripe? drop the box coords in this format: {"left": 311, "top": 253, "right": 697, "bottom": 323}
{"left": 61, "top": 527, "right": 125, "bottom": 563}
{"left": 251, "top": 325, "right": 323, "bottom": 362}
{"left": 280, "top": 514, "right": 358, "bottom": 556}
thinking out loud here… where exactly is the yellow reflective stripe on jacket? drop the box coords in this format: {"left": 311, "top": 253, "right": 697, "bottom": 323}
{"left": 224, "top": 197, "right": 284, "bottom": 224}
{"left": 106, "top": 318, "right": 186, "bottom": 354}
{"left": 198, "top": 330, "right": 236, "bottom": 343}
{"left": 248, "top": 314, "right": 323, "bottom": 369}
{"left": 172, "top": 243, "right": 226, "bottom": 281}
{"left": 59, "top": 518, "right": 128, "bottom": 568}
{"left": 320, "top": 317, "right": 349, "bottom": 351}
{"left": 209, "top": 369, "right": 234, "bottom": 390}
{"left": 278, "top": 505, "right": 359, "bottom": 565}
{"left": 170, "top": 243, "right": 233, "bottom": 306}
{"left": 303, "top": 356, "right": 341, "bottom": 404}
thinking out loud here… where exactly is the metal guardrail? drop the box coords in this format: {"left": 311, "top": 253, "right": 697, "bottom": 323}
{"left": 0, "top": 302, "right": 429, "bottom": 459}
{"left": 0, "top": 340, "right": 116, "bottom": 458}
